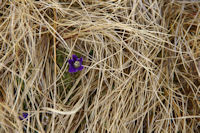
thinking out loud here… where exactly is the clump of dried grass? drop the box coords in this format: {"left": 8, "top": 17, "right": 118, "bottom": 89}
{"left": 0, "top": 0, "right": 199, "bottom": 132}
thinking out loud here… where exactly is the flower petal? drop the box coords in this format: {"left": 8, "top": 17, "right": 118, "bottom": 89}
{"left": 68, "top": 59, "right": 74, "bottom": 65}
{"left": 69, "top": 65, "right": 77, "bottom": 73}
{"left": 19, "top": 116, "right": 23, "bottom": 120}
{"left": 23, "top": 113, "right": 28, "bottom": 118}
{"left": 78, "top": 57, "right": 83, "bottom": 64}
{"left": 77, "top": 66, "right": 84, "bottom": 71}
{"left": 19, "top": 113, "right": 28, "bottom": 120}
{"left": 72, "top": 55, "right": 78, "bottom": 61}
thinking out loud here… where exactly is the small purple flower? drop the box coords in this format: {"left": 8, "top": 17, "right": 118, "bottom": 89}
{"left": 19, "top": 113, "right": 28, "bottom": 120}
{"left": 68, "top": 55, "right": 84, "bottom": 73}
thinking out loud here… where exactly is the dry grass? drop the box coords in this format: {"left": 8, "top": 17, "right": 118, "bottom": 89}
{"left": 0, "top": 0, "right": 200, "bottom": 132}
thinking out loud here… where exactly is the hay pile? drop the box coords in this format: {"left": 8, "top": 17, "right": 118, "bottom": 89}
{"left": 0, "top": 0, "right": 199, "bottom": 132}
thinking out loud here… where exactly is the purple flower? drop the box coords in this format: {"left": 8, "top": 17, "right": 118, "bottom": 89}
{"left": 68, "top": 55, "right": 84, "bottom": 73}
{"left": 19, "top": 113, "right": 28, "bottom": 120}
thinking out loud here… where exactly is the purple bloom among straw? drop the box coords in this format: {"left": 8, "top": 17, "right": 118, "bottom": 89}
{"left": 68, "top": 55, "right": 84, "bottom": 73}
{"left": 19, "top": 113, "right": 28, "bottom": 120}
